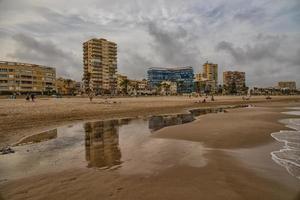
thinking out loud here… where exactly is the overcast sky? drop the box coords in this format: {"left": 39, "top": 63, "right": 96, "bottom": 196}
{"left": 0, "top": 0, "right": 299, "bottom": 87}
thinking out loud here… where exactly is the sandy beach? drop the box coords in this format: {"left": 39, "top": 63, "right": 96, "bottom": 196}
{"left": 0, "top": 95, "right": 299, "bottom": 146}
{"left": 0, "top": 96, "right": 300, "bottom": 200}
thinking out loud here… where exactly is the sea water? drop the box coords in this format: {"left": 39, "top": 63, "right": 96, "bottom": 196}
{"left": 271, "top": 107, "right": 300, "bottom": 180}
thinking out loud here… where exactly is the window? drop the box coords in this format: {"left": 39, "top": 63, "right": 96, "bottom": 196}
{"left": 0, "top": 68, "right": 8, "bottom": 72}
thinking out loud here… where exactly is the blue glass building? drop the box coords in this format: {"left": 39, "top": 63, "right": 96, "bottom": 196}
{"left": 147, "top": 66, "right": 194, "bottom": 93}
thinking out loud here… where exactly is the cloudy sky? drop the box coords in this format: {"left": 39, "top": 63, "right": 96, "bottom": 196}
{"left": 0, "top": 0, "right": 299, "bottom": 87}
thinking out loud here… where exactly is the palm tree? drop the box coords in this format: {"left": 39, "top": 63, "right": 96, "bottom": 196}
{"left": 120, "top": 79, "right": 129, "bottom": 95}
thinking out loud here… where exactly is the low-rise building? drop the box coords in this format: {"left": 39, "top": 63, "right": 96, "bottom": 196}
{"left": 116, "top": 74, "right": 128, "bottom": 94}
{"left": 0, "top": 61, "right": 56, "bottom": 94}
{"left": 278, "top": 81, "right": 296, "bottom": 90}
{"left": 127, "top": 79, "right": 150, "bottom": 95}
{"left": 159, "top": 81, "right": 177, "bottom": 95}
{"left": 56, "top": 77, "right": 77, "bottom": 95}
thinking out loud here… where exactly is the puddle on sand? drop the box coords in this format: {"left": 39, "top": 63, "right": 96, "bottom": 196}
{"left": 0, "top": 117, "right": 207, "bottom": 180}
{"left": 15, "top": 129, "right": 58, "bottom": 146}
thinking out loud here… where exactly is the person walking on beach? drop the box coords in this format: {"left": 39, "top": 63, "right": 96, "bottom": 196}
{"left": 26, "top": 93, "right": 30, "bottom": 101}
{"left": 30, "top": 93, "right": 35, "bottom": 102}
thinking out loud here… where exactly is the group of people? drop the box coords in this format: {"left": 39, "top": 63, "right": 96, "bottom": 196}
{"left": 26, "top": 93, "right": 36, "bottom": 102}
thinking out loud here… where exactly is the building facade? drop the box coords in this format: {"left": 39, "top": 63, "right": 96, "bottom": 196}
{"left": 127, "top": 79, "right": 149, "bottom": 95}
{"left": 0, "top": 61, "right": 56, "bottom": 94}
{"left": 83, "top": 38, "right": 117, "bottom": 95}
{"left": 116, "top": 74, "right": 128, "bottom": 94}
{"left": 278, "top": 81, "right": 296, "bottom": 90}
{"left": 159, "top": 81, "right": 177, "bottom": 95}
{"left": 202, "top": 62, "right": 218, "bottom": 92}
{"left": 56, "top": 77, "right": 77, "bottom": 95}
{"left": 147, "top": 66, "right": 194, "bottom": 93}
{"left": 223, "top": 71, "right": 246, "bottom": 94}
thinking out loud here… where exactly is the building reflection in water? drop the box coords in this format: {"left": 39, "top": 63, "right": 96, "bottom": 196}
{"left": 84, "top": 119, "right": 130, "bottom": 168}
{"left": 148, "top": 114, "right": 194, "bottom": 131}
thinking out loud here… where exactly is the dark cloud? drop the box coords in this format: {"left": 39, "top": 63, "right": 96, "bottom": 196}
{"left": 147, "top": 21, "right": 200, "bottom": 68}
{"left": 7, "top": 33, "right": 81, "bottom": 79}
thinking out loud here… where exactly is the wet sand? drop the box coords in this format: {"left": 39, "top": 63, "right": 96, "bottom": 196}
{"left": 1, "top": 97, "right": 300, "bottom": 200}
{"left": 2, "top": 150, "right": 299, "bottom": 200}
{"left": 153, "top": 105, "right": 291, "bottom": 148}
{"left": 0, "top": 95, "right": 299, "bottom": 146}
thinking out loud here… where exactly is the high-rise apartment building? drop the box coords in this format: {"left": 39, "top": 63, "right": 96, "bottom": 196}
{"left": 202, "top": 62, "right": 218, "bottom": 82}
{"left": 83, "top": 38, "right": 117, "bottom": 95}
{"left": 202, "top": 62, "right": 218, "bottom": 91}
{"left": 0, "top": 61, "right": 56, "bottom": 94}
{"left": 223, "top": 71, "right": 246, "bottom": 94}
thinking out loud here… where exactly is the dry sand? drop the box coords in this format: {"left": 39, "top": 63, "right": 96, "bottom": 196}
{"left": 0, "top": 96, "right": 300, "bottom": 200}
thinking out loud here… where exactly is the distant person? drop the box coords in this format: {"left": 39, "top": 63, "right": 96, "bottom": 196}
{"left": 26, "top": 94, "right": 30, "bottom": 101}
{"left": 211, "top": 95, "right": 215, "bottom": 101}
{"left": 202, "top": 99, "right": 206, "bottom": 103}
{"left": 30, "top": 93, "right": 35, "bottom": 102}
{"left": 88, "top": 92, "right": 94, "bottom": 102}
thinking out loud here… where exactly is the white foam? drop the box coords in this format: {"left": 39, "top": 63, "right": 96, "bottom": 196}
{"left": 270, "top": 107, "right": 300, "bottom": 180}
{"left": 282, "top": 111, "right": 300, "bottom": 116}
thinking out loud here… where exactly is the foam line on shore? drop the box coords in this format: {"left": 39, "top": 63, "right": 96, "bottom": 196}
{"left": 271, "top": 108, "right": 300, "bottom": 180}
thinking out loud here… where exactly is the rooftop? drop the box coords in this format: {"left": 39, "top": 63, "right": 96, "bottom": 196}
{"left": 148, "top": 66, "right": 193, "bottom": 71}
{"left": 0, "top": 61, "right": 55, "bottom": 70}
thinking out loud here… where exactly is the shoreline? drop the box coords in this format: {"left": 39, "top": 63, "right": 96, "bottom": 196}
{"left": 153, "top": 103, "right": 300, "bottom": 149}
{"left": 0, "top": 96, "right": 299, "bottom": 146}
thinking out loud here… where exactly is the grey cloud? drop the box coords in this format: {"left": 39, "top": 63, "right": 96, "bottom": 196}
{"left": 146, "top": 21, "right": 200, "bottom": 68}
{"left": 0, "top": 0, "right": 299, "bottom": 86}
{"left": 216, "top": 34, "right": 300, "bottom": 68}
{"left": 234, "top": 7, "right": 266, "bottom": 24}
{"left": 216, "top": 34, "right": 300, "bottom": 86}
{"left": 7, "top": 33, "right": 81, "bottom": 79}
{"left": 119, "top": 51, "right": 154, "bottom": 79}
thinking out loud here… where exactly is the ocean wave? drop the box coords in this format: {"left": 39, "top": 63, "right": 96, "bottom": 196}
{"left": 270, "top": 108, "right": 300, "bottom": 180}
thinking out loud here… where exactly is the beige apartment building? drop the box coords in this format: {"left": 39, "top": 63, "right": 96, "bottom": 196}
{"left": 198, "top": 62, "right": 218, "bottom": 92}
{"left": 0, "top": 61, "right": 56, "bottom": 94}
{"left": 223, "top": 71, "right": 246, "bottom": 94}
{"left": 83, "top": 38, "right": 117, "bottom": 95}
{"left": 203, "top": 62, "right": 218, "bottom": 82}
{"left": 278, "top": 81, "right": 296, "bottom": 90}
